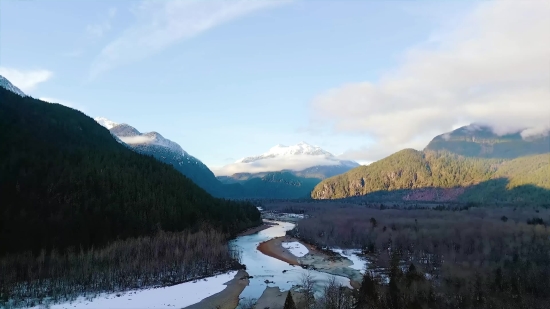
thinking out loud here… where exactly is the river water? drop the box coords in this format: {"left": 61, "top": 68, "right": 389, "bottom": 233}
{"left": 229, "top": 220, "right": 352, "bottom": 302}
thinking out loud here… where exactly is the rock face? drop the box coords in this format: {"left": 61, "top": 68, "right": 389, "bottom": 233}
{"left": 311, "top": 125, "right": 550, "bottom": 204}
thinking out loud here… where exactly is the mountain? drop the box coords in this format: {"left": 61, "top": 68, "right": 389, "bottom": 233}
{"left": 217, "top": 142, "right": 359, "bottom": 181}
{"left": 235, "top": 172, "right": 320, "bottom": 199}
{"left": 425, "top": 124, "right": 550, "bottom": 159}
{"left": 95, "top": 118, "right": 235, "bottom": 198}
{"left": 0, "top": 86, "right": 260, "bottom": 256}
{"left": 311, "top": 125, "right": 550, "bottom": 204}
{"left": 214, "top": 142, "right": 359, "bottom": 199}
{"left": 0, "top": 75, "right": 25, "bottom": 96}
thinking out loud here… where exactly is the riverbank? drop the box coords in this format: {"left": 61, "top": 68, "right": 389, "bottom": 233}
{"left": 236, "top": 221, "right": 276, "bottom": 237}
{"left": 257, "top": 235, "right": 363, "bottom": 289}
{"left": 255, "top": 287, "right": 305, "bottom": 309}
{"left": 257, "top": 235, "right": 301, "bottom": 265}
{"left": 184, "top": 270, "right": 250, "bottom": 309}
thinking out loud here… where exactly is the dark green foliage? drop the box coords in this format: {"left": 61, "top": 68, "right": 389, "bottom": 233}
{"left": 238, "top": 172, "right": 320, "bottom": 199}
{"left": 0, "top": 87, "right": 261, "bottom": 256}
{"left": 527, "top": 217, "right": 545, "bottom": 225}
{"left": 283, "top": 291, "right": 297, "bottom": 309}
{"left": 355, "top": 272, "right": 379, "bottom": 309}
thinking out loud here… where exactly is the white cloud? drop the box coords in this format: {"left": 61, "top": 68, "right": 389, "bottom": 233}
{"left": 86, "top": 7, "right": 117, "bottom": 38}
{"left": 309, "top": 0, "right": 550, "bottom": 162}
{"left": 119, "top": 135, "right": 155, "bottom": 145}
{"left": 213, "top": 155, "right": 342, "bottom": 176}
{"left": 89, "top": 0, "right": 290, "bottom": 79}
{"left": 0, "top": 68, "right": 53, "bottom": 92}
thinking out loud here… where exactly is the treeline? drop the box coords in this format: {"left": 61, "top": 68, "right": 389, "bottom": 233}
{"left": 0, "top": 86, "right": 261, "bottom": 306}
{"left": 311, "top": 148, "right": 550, "bottom": 203}
{"left": 0, "top": 87, "right": 261, "bottom": 256}
{"left": 290, "top": 206, "right": 550, "bottom": 308}
{"left": 1, "top": 229, "right": 241, "bottom": 307}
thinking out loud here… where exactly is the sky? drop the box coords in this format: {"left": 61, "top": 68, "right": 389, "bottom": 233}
{"left": 1, "top": 0, "right": 549, "bottom": 171}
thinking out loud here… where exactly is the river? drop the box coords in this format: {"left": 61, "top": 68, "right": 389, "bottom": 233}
{"left": 229, "top": 220, "right": 352, "bottom": 302}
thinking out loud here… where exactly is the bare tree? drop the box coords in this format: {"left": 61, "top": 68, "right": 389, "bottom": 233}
{"left": 300, "top": 271, "right": 316, "bottom": 309}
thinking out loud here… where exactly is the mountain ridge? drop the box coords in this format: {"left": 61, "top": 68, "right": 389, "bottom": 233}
{"left": 216, "top": 142, "right": 359, "bottom": 181}
{"left": 311, "top": 125, "right": 550, "bottom": 203}
{"left": 0, "top": 75, "right": 26, "bottom": 97}
{"left": 0, "top": 86, "right": 260, "bottom": 255}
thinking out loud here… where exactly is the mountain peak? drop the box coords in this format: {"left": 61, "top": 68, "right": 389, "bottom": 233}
{"left": 94, "top": 117, "right": 119, "bottom": 130}
{"left": 0, "top": 75, "right": 26, "bottom": 97}
{"left": 258, "top": 142, "right": 332, "bottom": 160}
{"left": 215, "top": 142, "right": 359, "bottom": 176}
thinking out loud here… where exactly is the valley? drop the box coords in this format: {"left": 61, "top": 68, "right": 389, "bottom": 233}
{"left": 1, "top": 81, "right": 549, "bottom": 308}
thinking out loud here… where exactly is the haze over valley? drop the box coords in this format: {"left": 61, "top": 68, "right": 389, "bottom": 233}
{"left": 1, "top": 1, "right": 549, "bottom": 308}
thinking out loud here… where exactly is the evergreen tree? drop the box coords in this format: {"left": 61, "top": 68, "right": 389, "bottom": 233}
{"left": 355, "top": 271, "right": 378, "bottom": 309}
{"left": 283, "top": 291, "right": 297, "bottom": 309}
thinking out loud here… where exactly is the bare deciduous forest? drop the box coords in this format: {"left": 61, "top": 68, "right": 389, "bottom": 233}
{"left": 1, "top": 229, "right": 242, "bottom": 308}
{"left": 265, "top": 201, "right": 550, "bottom": 309}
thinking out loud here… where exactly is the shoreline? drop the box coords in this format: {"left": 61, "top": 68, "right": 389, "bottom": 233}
{"left": 184, "top": 269, "right": 250, "bottom": 309}
{"left": 236, "top": 221, "right": 277, "bottom": 237}
{"left": 257, "top": 235, "right": 300, "bottom": 265}
{"left": 257, "top": 235, "right": 363, "bottom": 289}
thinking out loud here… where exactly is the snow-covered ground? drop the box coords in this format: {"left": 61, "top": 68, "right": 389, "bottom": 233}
{"left": 282, "top": 241, "right": 309, "bottom": 257}
{"left": 27, "top": 271, "right": 236, "bottom": 309}
{"left": 332, "top": 249, "right": 368, "bottom": 273}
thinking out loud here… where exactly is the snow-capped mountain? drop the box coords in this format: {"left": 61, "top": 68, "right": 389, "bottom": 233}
{"left": 93, "top": 117, "right": 227, "bottom": 196}
{"left": 216, "top": 142, "right": 359, "bottom": 179}
{"left": 0, "top": 75, "right": 26, "bottom": 97}
{"left": 238, "top": 142, "right": 333, "bottom": 163}
{"left": 94, "top": 117, "right": 119, "bottom": 130}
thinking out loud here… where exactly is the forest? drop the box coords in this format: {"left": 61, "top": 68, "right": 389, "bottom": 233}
{"left": 269, "top": 201, "right": 550, "bottom": 309}
{"left": 311, "top": 148, "right": 550, "bottom": 203}
{"left": 0, "top": 87, "right": 261, "bottom": 306}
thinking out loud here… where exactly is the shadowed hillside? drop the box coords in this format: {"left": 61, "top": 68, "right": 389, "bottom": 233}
{"left": 0, "top": 87, "right": 261, "bottom": 256}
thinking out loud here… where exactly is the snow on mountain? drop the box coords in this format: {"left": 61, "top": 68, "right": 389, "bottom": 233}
{"left": 238, "top": 141, "right": 333, "bottom": 163}
{"left": 94, "top": 117, "right": 119, "bottom": 130}
{"left": 92, "top": 118, "right": 224, "bottom": 195}
{"left": 0, "top": 75, "right": 26, "bottom": 97}
{"left": 214, "top": 142, "right": 359, "bottom": 176}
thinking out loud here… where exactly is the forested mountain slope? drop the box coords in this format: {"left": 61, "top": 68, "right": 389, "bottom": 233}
{"left": 102, "top": 121, "right": 239, "bottom": 198}
{"left": 0, "top": 87, "right": 261, "bottom": 256}
{"left": 426, "top": 124, "right": 550, "bottom": 159}
{"left": 311, "top": 125, "right": 550, "bottom": 203}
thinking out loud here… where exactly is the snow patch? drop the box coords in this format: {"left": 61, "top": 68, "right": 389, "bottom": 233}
{"left": 94, "top": 117, "right": 119, "bottom": 130}
{"left": 282, "top": 241, "right": 309, "bottom": 257}
{"left": 214, "top": 142, "right": 359, "bottom": 176}
{"left": 0, "top": 75, "right": 26, "bottom": 97}
{"left": 28, "top": 271, "right": 236, "bottom": 309}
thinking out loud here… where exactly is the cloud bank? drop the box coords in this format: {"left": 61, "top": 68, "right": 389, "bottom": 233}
{"left": 119, "top": 135, "right": 155, "bottom": 145}
{"left": 310, "top": 0, "right": 550, "bottom": 162}
{"left": 213, "top": 155, "right": 342, "bottom": 176}
{"left": 0, "top": 68, "right": 53, "bottom": 92}
{"left": 89, "top": 0, "right": 290, "bottom": 78}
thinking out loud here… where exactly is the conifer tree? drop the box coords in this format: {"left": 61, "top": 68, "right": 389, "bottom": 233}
{"left": 283, "top": 291, "right": 297, "bottom": 309}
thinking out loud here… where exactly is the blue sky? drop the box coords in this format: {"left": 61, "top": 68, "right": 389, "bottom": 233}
{"left": 1, "top": 0, "right": 548, "bottom": 170}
